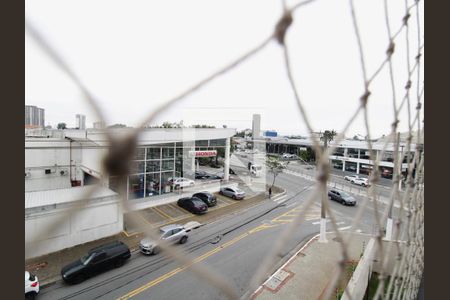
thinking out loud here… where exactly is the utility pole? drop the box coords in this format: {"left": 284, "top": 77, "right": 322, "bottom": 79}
{"left": 386, "top": 132, "right": 400, "bottom": 240}
{"left": 319, "top": 132, "right": 328, "bottom": 243}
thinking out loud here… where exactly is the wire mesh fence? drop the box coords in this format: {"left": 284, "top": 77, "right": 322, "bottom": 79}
{"left": 25, "top": 0, "right": 424, "bottom": 299}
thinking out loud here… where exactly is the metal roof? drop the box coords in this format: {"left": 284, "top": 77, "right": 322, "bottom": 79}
{"left": 25, "top": 185, "right": 118, "bottom": 209}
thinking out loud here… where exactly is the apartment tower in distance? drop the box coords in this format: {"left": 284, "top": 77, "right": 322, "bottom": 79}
{"left": 25, "top": 105, "right": 45, "bottom": 128}
{"left": 76, "top": 114, "right": 86, "bottom": 130}
{"left": 252, "top": 114, "right": 261, "bottom": 139}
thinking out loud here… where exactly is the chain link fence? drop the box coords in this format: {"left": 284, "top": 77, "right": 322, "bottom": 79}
{"left": 26, "top": 0, "right": 424, "bottom": 299}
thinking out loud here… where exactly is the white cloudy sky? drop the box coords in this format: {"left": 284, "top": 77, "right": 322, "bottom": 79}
{"left": 25, "top": 0, "right": 424, "bottom": 138}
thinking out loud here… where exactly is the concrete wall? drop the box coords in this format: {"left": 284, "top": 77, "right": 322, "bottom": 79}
{"left": 25, "top": 195, "right": 123, "bottom": 259}
{"left": 25, "top": 140, "right": 83, "bottom": 192}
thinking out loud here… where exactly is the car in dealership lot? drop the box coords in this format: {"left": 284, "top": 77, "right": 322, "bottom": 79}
{"left": 193, "top": 191, "right": 217, "bottom": 207}
{"left": 25, "top": 271, "right": 39, "bottom": 299}
{"left": 195, "top": 171, "right": 209, "bottom": 179}
{"left": 177, "top": 197, "right": 208, "bottom": 214}
{"left": 139, "top": 224, "right": 189, "bottom": 255}
{"left": 353, "top": 177, "right": 370, "bottom": 187}
{"left": 344, "top": 174, "right": 360, "bottom": 182}
{"left": 219, "top": 186, "right": 246, "bottom": 200}
{"left": 328, "top": 189, "right": 357, "bottom": 206}
{"left": 61, "top": 241, "right": 131, "bottom": 284}
{"left": 170, "top": 177, "right": 195, "bottom": 188}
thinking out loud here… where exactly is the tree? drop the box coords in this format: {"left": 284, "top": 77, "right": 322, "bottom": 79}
{"left": 57, "top": 123, "right": 67, "bottom": 129}
{"left": 320, "top": 130, "right": 337, "bottom": 148}
{"left": 107, "top": 123, "right": 127, "bottom": 128}
{"left": 265, "top": 156, "right": 288, "bottom": 189}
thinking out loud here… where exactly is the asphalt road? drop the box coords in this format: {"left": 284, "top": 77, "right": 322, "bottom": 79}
{"left": 38, "top": 157, "right": 398, "bottom": 300}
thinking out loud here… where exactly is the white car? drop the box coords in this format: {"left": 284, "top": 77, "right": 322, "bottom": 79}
{"left": 353, "top": 177, "right": 370, "bottom": 187}
{"left": 139, "top": 224, "right": 189, "bottom": 255}
{"left": 25, "top": 271, "right": 39, "bottom": 299}
{"left": 344, "top": 175, "right": 360, "bottom": 182}
{"left": 282, "top": 153, "right": 294, "bottom": 159}
{"left": 170, "top": 177, "right": 195, "bottom": 188}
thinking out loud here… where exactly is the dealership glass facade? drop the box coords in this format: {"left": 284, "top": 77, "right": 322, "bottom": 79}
{"left": 109, "top": 139, "right": 227, "bottom": 201}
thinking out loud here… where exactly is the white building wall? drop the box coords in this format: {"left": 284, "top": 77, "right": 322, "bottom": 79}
{"left": 25, "top": 195, "right": 123, "bottom": 259}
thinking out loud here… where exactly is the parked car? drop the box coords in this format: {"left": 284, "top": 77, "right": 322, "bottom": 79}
{"left": 61, "top": 241, "right": 131, "bottom": 284}
{"left": 328, "top": 189, "right": 357, "bottom": 206}
{"left": 344, "top": 174, "right": 360, "bottom": 182}
{"left": 195, "top": 171, "right": 208, "bottom": 179}
{"left": 139, "top": 224, "right": 189, "bottom": 255}
{"left": 282, "top": 153, "right": 294, "bottom": 159}
{"left": 353, "top": 177, "right": 370, "bottom": 187}
{"left": 25, "top": 271, "right": 39, "bottom": 299}
{"left": 170, "top": 177, "right": 195, "bottom": 188}
{"left": 193, "top": 191, "right": 217, "bottom": 207}
{"left": 177, "top": 197, "right": 208, "bottom": 214}
{"left": 205, "top": 173, "right": 223, "bottom": 180}
{"left": 219, "top": 187, "right": 246, "bottom": 200}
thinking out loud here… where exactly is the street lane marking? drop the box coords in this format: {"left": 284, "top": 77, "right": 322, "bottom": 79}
{"left": 117, "top": 224, "right": 272, "bottom": 300}
{"left": 118, "top": 202, "right": 323, "bottom": 299}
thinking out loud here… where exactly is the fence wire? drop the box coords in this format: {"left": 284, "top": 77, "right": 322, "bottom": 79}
{"left": 25, "top": 0, "right": 424, "bottom": 299}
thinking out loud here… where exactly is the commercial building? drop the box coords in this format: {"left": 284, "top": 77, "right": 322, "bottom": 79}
{"left": 93, "top": 121, "right": 106, "bottom": 129}
{"left": 76, "top": 114, "right": 86, "bottom": 130}
{"left": 252, "top": 114, "right": 261, "bottom": 139}
{"left": 261, "top": 137, "right": 420, "bottom": 179}
{"left": 25, "top": 127, "right": 235, "bottom": 258}
{"left": 25, "top": 105, "right": 45, "bottom": 128}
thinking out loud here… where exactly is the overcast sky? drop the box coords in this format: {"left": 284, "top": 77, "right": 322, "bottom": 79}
{"left": 25, "top": 0, "right": 424, "bottom": 138}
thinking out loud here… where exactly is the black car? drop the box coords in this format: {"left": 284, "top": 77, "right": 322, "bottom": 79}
{"left": 229, "top": 168, "right": 236, "bottom": 175}
{"left": 61, "top": 241, "right": 131, "bottom": 284}
{"left": 328, "top": 189, "right": 357, "bottom": 206}
{"left": 195, "top": 171, "right": 208, "bottom": 179}
{"left": 177, "top": 197, "right": 208, "bottom": 214}
{"left": 192, "top": 192, "right": 217, "bottom": 207}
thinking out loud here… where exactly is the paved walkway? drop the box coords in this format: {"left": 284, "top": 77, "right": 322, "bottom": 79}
{"left": 252, "top": 232, "right": 371, "bottom": 300}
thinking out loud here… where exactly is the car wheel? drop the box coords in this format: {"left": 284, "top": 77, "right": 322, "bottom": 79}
{"left": 25, "top": 292, "right": 37, "bottom": 300}
{"left": 232, "top": 195, "right": 237, "bottom": 200}
{"left": 115, "top": 258, "right": 125, "bottom": 268}
{"left": 73, "top": 274, "right": 86, "bottom": 284}
{"left": 152, "top": 246, "right": 160, "bottom": 255}
{"left": 179, "top": 236, "right": 188, "bottom": 244}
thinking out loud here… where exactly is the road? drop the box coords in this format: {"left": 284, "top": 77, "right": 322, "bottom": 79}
{"left": 38, "top": 156, "right": 398, "bottom": 300}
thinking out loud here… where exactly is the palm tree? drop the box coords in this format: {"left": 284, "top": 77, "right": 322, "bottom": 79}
{"left": 320, "top": 130, "right": 337, "bottom": 149}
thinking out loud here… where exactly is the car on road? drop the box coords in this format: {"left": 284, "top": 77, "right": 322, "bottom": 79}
{"left": 193, "top": 191, "right": 217, "bottom": 207}
{"left": 344, "top": 174, "right": 360, "bottom": 182}
{"left": 328, "top": 189, "right": 357, "bottom": 206}
{"left": 353, "top": 177, "right": 370, "bottom": 187}
{"left": 282, "top": 153, "right": 295, "bottom": 159}
{"left": 195, "top": 171, "right": 208, "bottom": 179}
{"left": 25, "top": 271, "right": 39, "bottom": 299}
{"left": 177, "top": 197, "right": 208, "bottom": 214}
{"left": 61, "top": 241, "right": 131, "bottom": 284}
{"left": 219, "top": 187, "right": 246, "bottom": 200}
{"left": 170, "top": 177, "right": 195, "bottom": 188}
{"left": 139, "top": 224, "right": 189, "bottom": 255}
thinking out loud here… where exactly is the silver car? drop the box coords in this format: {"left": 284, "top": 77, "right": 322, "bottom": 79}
{"left": 139, "top": 224, "right": 189, "bottom": 255}
{"left": 219, "top": 187, "right": 245, "bottom": 200}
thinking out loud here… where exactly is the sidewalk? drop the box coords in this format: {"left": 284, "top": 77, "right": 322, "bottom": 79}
{"left": 251, "top": 232, "right": 371, "bottom": 300}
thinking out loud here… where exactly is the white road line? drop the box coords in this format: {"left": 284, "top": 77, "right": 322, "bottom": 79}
{"left": 312, "top": 220, "right": 330, "bottom": 225}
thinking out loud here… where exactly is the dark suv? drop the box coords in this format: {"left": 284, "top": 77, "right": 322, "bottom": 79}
{"left": 192, "top": 192, "right": 217, "bottom": 207}
{"left": 328, "top": 189, "right": 357, "bottom": 206}
{"left": 61, "top": 241, "right": 131, "bottom": 284}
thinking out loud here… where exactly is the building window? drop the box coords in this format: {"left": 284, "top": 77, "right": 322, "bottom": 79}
{"left": 146, "top": 160, "right": 160, "bottom": 173}
{"left": 195, "top": 140, "right": 209, "bottom": 147}
{"left": 209, "top": 139, "right": 226, "bottom": 146}
{"left": 331, "top": 159, "right": 343, "bottom": 170}
{"left": 360, "top": 149, "right": 371, "bottom": 159}
{"left": 133, "top": 148, "right": 145, "bottom": 160}
{"left": 345, "top": 162, "right": 357, "bottom": 173}
{"left": 333, "top": 148, "right": 345, "bottom": 157}
{"left": 160, "top": 172, "right": 173, "bottom": 194}
{"left": 146, "top": 173, "right": 160, "bottom": 197}
{"left": 162, "top": 160, "right": 174, "bottom": 171}
{"left": 129, "top": 161, "right": 145, "bottom": 174}
{"left": 129, "top": 174, "right": 145, "bottom": 200}
{"left": 162, "top": 147, "right": 174, "bottom": 159}
{"left": 147, "top": 147, "right": 161, "bottom": 160}
{"left": 347, "top": 148, "right": 359, "bottom": 158}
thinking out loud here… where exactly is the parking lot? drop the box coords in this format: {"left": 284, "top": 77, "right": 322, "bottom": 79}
{"left": 124, "top": 186, "right": 258, "bottom": 235}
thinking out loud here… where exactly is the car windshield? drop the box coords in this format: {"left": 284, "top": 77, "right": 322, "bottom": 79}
{"left": 80, "top": 253, "right": 94, "bottom": 265}
{"left": 192, "top": 200, "right": 205, "bottom": 207}
{"left": 234, "top": 189, "right": 243, "bottom": 193}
